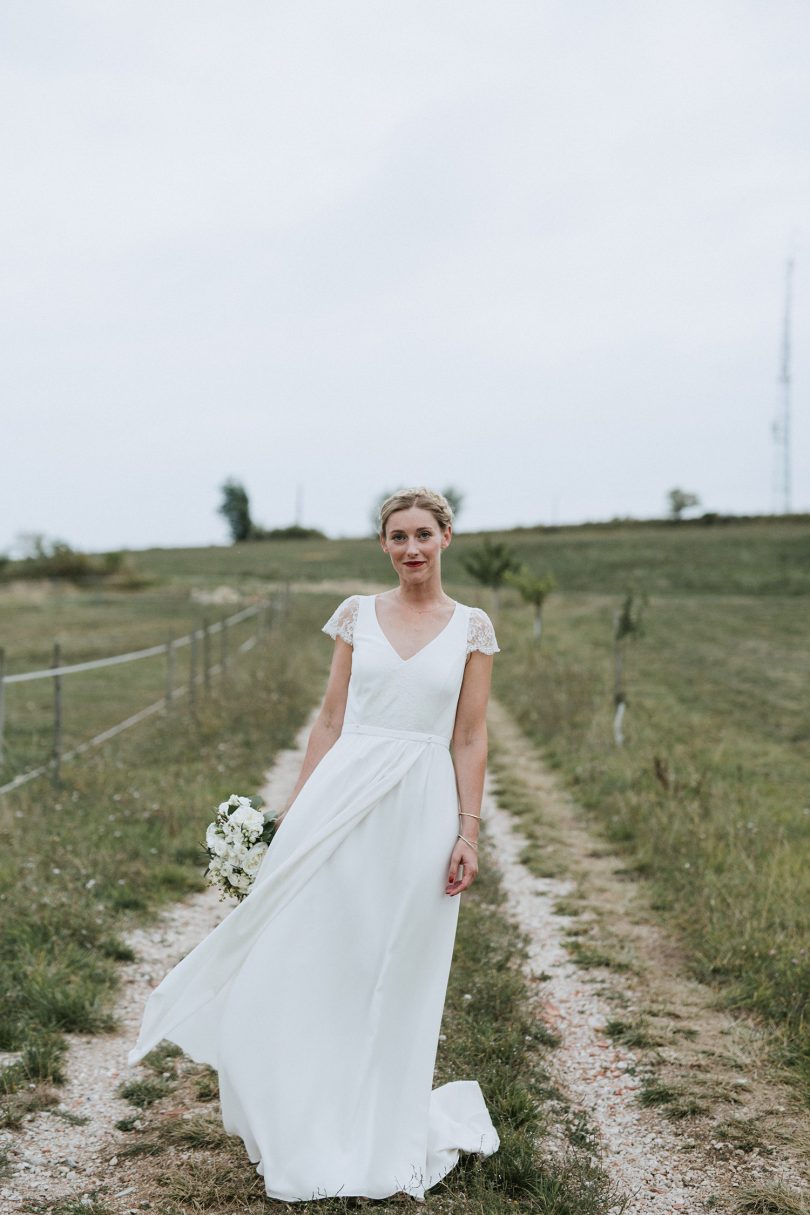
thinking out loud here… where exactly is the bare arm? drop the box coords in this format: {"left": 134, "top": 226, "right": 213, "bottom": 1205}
{"left": 275, "top": 636, "right": 352, "bottom": 829}
{"left": 446, "top": 650, "right": 494, "bottom": 893}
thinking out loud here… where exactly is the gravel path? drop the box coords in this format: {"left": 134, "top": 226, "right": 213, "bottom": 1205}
{"left": 1, "top": 697, "right": 806, "bottom": 1214}
{"left": 0, "top": 890, "right": 232, "bottom": 1213}
{"left": 0, "top": 708, "right": 320, "bottom": 1214}
{"left": 481, "top": 764, "right": 718, "bottom": 1212}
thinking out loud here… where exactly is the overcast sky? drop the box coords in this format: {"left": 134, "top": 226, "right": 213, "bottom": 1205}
{"left": 2, "top": 1, "right": 808, "bottom": 552}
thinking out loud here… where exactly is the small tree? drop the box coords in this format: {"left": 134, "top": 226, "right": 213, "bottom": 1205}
{"left": 218, "top": 478, "right": 254, "bottom": 543}
{"left": 504, "top": 564, "right": 556, "bottom": 643}
{"left": 12, "top": 531, "right": 50, "bottom": 560}
{"left": 613, "top": 586, "right": 648, "bottom": 746}
{"left": 667, "top": 487, "right": 700, "bottom": 521}
{"left": 441, "top": 485, "right": 465, "bottom": 524}
{"left": 460, "top": 538, "right": 521, "bottom": 616}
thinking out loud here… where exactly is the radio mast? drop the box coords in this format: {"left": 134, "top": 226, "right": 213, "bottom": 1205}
{"left": 774, "top": 254, "right": 794, "bottom": 515}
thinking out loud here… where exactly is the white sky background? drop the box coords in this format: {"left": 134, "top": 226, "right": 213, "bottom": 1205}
{"left": 1, "top": 0, "right": 808, "bottom": 551}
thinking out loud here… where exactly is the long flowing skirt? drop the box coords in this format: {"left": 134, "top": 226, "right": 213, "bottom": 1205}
{"left": 127, "top": 729, "right": 500, "bottom": 1201}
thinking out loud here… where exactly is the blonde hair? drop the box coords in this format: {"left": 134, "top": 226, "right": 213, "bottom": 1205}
{"left": 378, "top": 486, "right": 454, "bottom": 539}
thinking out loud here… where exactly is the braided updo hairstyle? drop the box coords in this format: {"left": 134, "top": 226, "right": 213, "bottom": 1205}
{"left": 377, "top": 487, "right": 454, "bottom": 540}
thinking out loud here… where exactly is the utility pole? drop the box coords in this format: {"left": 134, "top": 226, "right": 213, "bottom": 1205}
{"left": 295, "top": 482, "right": 303, "bottom": 527}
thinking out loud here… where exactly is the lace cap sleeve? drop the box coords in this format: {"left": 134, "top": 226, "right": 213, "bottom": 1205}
{"left": 321, "top": 595, "right": 359, "bottom": 647}
{"left": 466, "top": 606, "right": 500, "bottom": 656}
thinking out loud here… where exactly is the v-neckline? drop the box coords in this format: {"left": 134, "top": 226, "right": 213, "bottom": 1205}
{"left": 372, "top": 594, "right": 459, "bottom": 664}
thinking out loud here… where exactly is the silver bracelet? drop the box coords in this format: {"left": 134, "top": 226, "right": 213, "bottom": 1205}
{"left": 458, "top": 811, "right": 481, "bottom": 819}
{"left": 457, "top": 833, "right": 478, "bottom": 850}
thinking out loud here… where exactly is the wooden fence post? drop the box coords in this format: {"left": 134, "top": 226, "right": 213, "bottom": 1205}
{"left": 203, "top": 615, "right": 211, "bottom": 693}
{"left": 189, "top": 631, "right": 198, "bottom": 716}
{"left": 52, "top": 641, "right": 63, "bottom": 787}
{"left": 221, "top": 616, "right": 229, "bottom": 675}
{"left": 165, "top": 635, "right": 175, "bottom": 711}
{"left": 0, "top": 646, "right": 6, "bottom": 768}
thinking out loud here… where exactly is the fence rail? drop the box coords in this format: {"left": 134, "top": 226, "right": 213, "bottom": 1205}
{"left": 0, "top": 597, "right": 275, "bottom": 798}
{"left": 2, "top": 603, "right": 260, "bottom": 684}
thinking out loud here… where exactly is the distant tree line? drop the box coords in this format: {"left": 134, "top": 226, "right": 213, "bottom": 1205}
{"left": 219, "top": 481, "right": 468, "bottom": 543}
{"left": 0, "top": 534, "right": 145, "bottom": 587}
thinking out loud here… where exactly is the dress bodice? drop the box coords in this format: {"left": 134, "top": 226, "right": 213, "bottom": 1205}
{"left": 322, "top": 594, "right": 499, "bottom": 744}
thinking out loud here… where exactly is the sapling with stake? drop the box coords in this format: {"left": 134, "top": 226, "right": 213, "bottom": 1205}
{"left": 504, "top": 564, "right": 556, "bottom": 644}
{"left": 613, "top": 587, "right": 647, "bottom": 746}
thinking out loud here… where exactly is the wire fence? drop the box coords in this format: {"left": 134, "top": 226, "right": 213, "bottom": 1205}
{"left": 0, "top": 595, "right": 281, "bottom": 798}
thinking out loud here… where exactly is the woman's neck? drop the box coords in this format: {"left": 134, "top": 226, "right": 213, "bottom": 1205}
{"left": 391, "top": 583, "right": 454, "bottom": 610}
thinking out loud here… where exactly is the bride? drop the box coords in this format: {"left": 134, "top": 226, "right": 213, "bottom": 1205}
{"left": 128, "top": 485, "right": 502, "bottom": 1202}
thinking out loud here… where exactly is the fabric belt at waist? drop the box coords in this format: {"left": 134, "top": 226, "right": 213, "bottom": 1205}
{"left": 340, "top": 723, "right": 451, "bottom": 749}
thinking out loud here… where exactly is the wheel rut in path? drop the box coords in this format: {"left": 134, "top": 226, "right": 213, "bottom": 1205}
{"left": 484, "top": 696, "right": 809, "bottom": 1214}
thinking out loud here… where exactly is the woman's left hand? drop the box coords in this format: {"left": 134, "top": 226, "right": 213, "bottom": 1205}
{"left": 445, "top": 839, "right": 478, "bottom": 896}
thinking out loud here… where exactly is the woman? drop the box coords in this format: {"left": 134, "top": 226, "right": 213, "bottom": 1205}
{"left": 128, "top": 486, "right": 502, "bottom": 1203}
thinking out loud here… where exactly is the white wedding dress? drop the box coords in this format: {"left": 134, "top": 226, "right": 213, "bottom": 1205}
{"left": 127, "top": 592, "right": 501, "bottom": 1202}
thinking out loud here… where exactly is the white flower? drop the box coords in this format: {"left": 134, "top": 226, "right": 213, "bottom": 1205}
{"left": 206, "top": 824, "right": 229, "bottom": 857}
{"left": 243, "top": 842, "right": 268, "bottom": 874}
{"left": 229, "top": 803, "right": 262, "bottom": 829}
{"left": 229, "top": 844, "right": 249, "bottom": 867}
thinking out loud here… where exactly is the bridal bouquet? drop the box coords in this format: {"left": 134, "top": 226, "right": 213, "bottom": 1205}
{"left": 204, "top": 794, "right": 278, "bottom": 903}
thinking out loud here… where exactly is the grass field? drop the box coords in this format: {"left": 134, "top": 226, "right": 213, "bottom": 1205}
{"left": 127, "top": 515, "right": 810, "bottom": 596}
{"left": 490, "top": 587, "right": 810, "bottom": 1097}
{"left": 1, "top": 515, "right": 808, "bottom": 1180}
{"left": 0, "top": 588, "right": 264, "bottom": 784}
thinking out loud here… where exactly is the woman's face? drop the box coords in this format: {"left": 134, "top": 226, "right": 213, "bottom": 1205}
{"left": 380, "top": 506, "right": 451, "bottom": 583}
